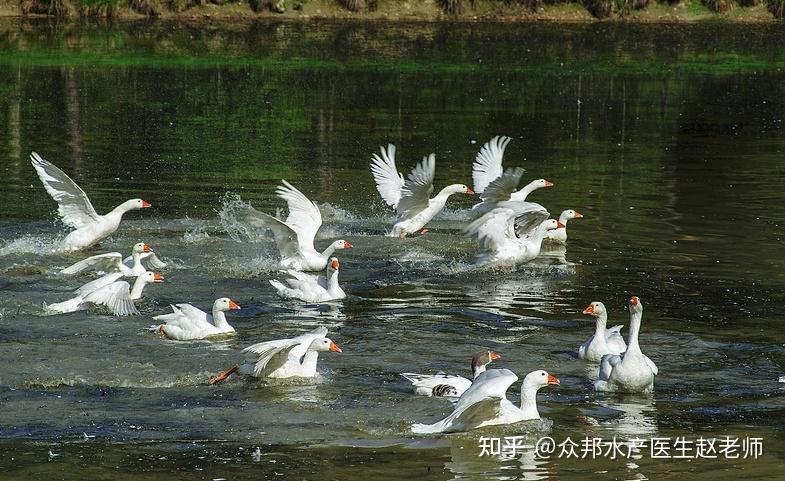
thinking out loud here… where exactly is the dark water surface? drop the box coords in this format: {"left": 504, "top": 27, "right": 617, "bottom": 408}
{"left": 1, "top": 19, "right": 785, "bottom": 480}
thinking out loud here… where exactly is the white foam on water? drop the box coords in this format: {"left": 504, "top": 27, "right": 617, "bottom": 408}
{"left": 217, "top": 193, "right": 271, "bottom": 243}
{"left": 0, "top": 234, "right": 59, "bottom": 256}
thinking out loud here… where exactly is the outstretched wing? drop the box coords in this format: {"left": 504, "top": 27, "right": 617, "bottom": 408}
{"left": 480, "top": 167, "right": 524, "bottom": 203}
{"left": 396, "top": 154, "right": 435, "bottom": 218}
{"left": 236, "top": 205, "right": 302, "bottom": 259}
{"left": 276, "top": 180, "right": 323, "bottom": 250}
{"left": 75, "top": 272, "right": 124, "bottom": 297}
{"left": 124, "top": 252, "right": 167, "bottom": 270}
{"left": 30, "top": 152, "right": 100, "bottom": 229}
{"left": 496, "top": 201, "right": 550, "bottom": 238}
{"left": 61, "top": 253, "right": 123, "bottom": 275}
{"left": 83, "top": 280, "right": 138, "bottom": 316}
{"left": 370, "top": 144, "right": 405, "bottom": 209}
{"left": 473, "top": 136, "right": 511, "bottom": 194}
{"left": 464, "top": 207, "right": 516, "bottom": 253}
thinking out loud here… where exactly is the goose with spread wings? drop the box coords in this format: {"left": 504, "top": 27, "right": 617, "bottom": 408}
{"left": 470, "top": 136, "right": 553, "bottom": 217}
{"left": 154, "top": 297, "right": 240, "bottom": 341}
{"left": 44, "top": 271, "right": 163, "bottom": 317}
{"left": 60, "top": 242, "right": 165, "bottom": 277}
{"left": 464, "top": 201, "right": 562, "bottom": 266}
{"left": 411, "top": 369, "right": 560, "bottom": 434}
{"left": 370, "top": 144, "right": 474, "bottom": 238}
{"left": 236, "top": 180, "right": 352, "bottom": 272}
{"left": 30, "top": 152, "right": 151, "bottom": 252}
{"left": 210, "top": 327, "right": 342, "bottom": 383}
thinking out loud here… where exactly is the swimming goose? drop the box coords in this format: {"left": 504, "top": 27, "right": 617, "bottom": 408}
{"left": 30, "top": 152, "right": 151, "bottom": 252}
{"left": 545, "top": 209, "right": 584, "bottom": 244}
{"left": 402, "top": 350, "right": 501, "bottom": 398}
{"left": 370, "top": 144, "right": 473, "bottom": 238}
{"left": 578, "top": 301, "right": 626, "bottom": 363}
{"left": 238, "top": 180, "right": 352, "bottom": 271}
{"left": 209, "top": 326, "right": 341, "bottom": 382}
{"left": 470, "top": 136, "right": 553, "bottom": 217}
{"left": 154, "top": 297, "right": 240, "bottom": 340}
{"left": 61, "top": 242, "right": 154, "bottom": 276}
{"left": 464, "top": 202, "right": 561, "bottom": 266}
{"left": 594, "top": 296, "right": 658, "bottom": 393}
{"left": 45, "top": 271, "right": 163, "bottom": 316}
{"left": 269, "top": 257, "right": 346, "bottom": 302}
{"left": 411, "top": 369, "right": 560, "bottom": 434}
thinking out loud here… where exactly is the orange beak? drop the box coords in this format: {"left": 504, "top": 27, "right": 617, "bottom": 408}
{"left": 582, "top": 304, "right": 594, "bottom": 315}
{"left": 142, "top": 244, "right": 152, "bottom": 253}
{"left": 466, "top": 187, "right": 475, "bottom": 195}
{"left": 329, "top": 341, "right": 342, "bottom": 353}
{"left": 141, "top": 200, "right": 152, "bottom": 208}
{"left": 574, "top": 211, "right": 584, "bottom": 218}
{"left": 547, "top": 374, "right": 560, "bottom": 385}
{"left": 330, "top": 259, "right": 340, "bottom": 270}
{"left": 630, "top": 296, "right": 639, "bottom": 305}
{"left": 557, "top": 221, "right": 566, "bottom": 229}
{"left": 229, "top": 300, "right": 241, "bottom": 310}
{"left": 153, "top": 273, "right": 164, "bottom": 282}
{"left": 490, "top": 351, "right": 501, "bottom": 361}
{"left": 544, "top": 180, "right": 554, "bottom": 188}
{"left": 344, "top": 241, "right": 353, "bottom": 249}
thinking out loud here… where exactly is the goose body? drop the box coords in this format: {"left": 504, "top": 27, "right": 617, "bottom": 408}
{"left": 464, "top": 202, "right": 561, "bottom": 266}
{"left": 545, "top": 209, "right": 584, "bottom": 244}
{"left": 370, "top": 145, "right": 473, "bottom": 238}
{"left": 210, "top": 327, "right": 342, "bottom": 382}
{"left": 45, "top": 271, "right": 163, "bottom": 316}
{"left": 402, "top": 351, "right": 500, "bottom": 398}
{"left": 154, "top": 298, "right": 240, "bottom": 340}
{"left": 237, "top": 180, "right": 351, "bottom": 271}
{"left": 411, "top": 369, "right": 560, "bottom": 434}
{"left": 30, "top": 152, "right": 151, "bottom": 252}
{"left": 594, "top": 296, "right": 658, "bottom": 393}
{"left": 470, "top": 136, "right": 553, "bottom": 217}
{"left": 578, "top": 301, "right": 627, "bottom": 363}
{"left": 269, "top": 257, "right": 346, "bottom": 302}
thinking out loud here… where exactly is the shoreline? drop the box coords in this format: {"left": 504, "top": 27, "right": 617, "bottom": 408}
{"left": 2, "top": 0, "right": 784, "bottom": 23}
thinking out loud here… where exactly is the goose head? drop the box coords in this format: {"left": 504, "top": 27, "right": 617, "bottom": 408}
{"left": 140, "top": 271, "right": 165, "bottom": 284}
{"left": 309, "top": 337, "right": 342, "bottom": 353}
{"left": 132, "top": 242, "right": 152, "bottom": 254}
{"left": 629, "top": 296, "right": 643, "bottom": 315}
{"left": 582, "top": 301, "right": 607, "bottom": 318}
{"left": 523, "top": 369, "right": 561, "bottom": 390}
{"left": 123, "top": 199, "right": 152, "bottom": 211}
{"left": 527, "top": 179, "right": 554, "bottom": 191}
{"left": 561, "top": 209, "right": 583, "bottom": 222}
{"left": 214, "top": 297, "right": 241, "bottom": 312}
{"left": 332, "top": 240, "right": 353, "bottom": 251}
{"left": 327, "top": 257, "right": 340, "bottom": 273}
{"left": 539, "top": 219, "right": 563, "bottom": 232}
{"left": 471, "top": 350, "right": 501, "bottom": 376}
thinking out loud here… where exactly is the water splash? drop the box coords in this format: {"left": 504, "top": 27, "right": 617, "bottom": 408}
{"left": 217, "top": 193, "right": 270, "bottom": 243}
{"left": 0, "top": 235, "right": 59, "bottom": 256}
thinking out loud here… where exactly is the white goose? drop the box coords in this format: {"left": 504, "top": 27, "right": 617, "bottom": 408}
{"left": 269, "top": 257, "right": 345, "bottom": 303}
{"left": 595, "top": 296, "right": 659, "bottom": 393}
{"left": 578, "top": 301, "right": 626, "bottom": 363}
{"left": 30, "top": 152, "right": 151, "bottom": 252}
{"left": 45, "top": 271, "right": 163, "bottom": 316}
{"left": 545, "top": 209, "right": 584, "bottom": 244}
{"left": 464, "top": 202, "right": 562, "bottom": 266}
{"left": 239, "top": 180, "right": 352, "bottom": 271}
{"left": 61, "top": 242, "right": 162, "bottom": 276}
{"left": 210, "top": 327, "right": 342, "bottom": 383}
{"left": 411, "top": 369, "right": 560, "bottom": 434}
{"left": 470, "top": 136, "right": 553, "bottom": 217}
{"left": 370, "top": 145, "right": 473, "bottom": 238}
{"left": 402, "top": 350, "right": 501, "bottom": 398}
{"left": 154, "top": 297, "right": 240, "bottom": 340}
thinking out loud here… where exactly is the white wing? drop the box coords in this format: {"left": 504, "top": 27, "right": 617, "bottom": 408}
{"left": 370, "top": 144, "right": 405, "bottom": 208}
{"left": 174, "top": 303, "right": 211, "bottom": 324}
{"left": 30, "top": 152, "right": 100, "bottom": 229}
{"left": 396, "top": 154, "right": 435, "bottom": 218}
{"left": 61, "top": 253, "right": 123, "bottom": 275}
{"left": 124, "top": 252, "right": 167, "bottom": 270}
{"left": 480, "top": 167, "right": 524, "bottom": 203}
{"left": 237, "top": 205, "right": 302, "bottom": 258}
{"left": 501, "top": 201, "right": 550, "bottom": 238}
{"left": 472, "top": 136, "right": 511, "bottom": 194}
{"left": 276, "top": 180, "right": 323, "bottom": 251}
{"left": 464, "top": 207, "right": 516, "bottom": 253}
{"left": 83, "top": 280, "right": 138, "bottom": 316}
{"left": 644, "top": 355, "right": 658, "bottom": 375}
{"left": 75, "top": 272, "right": 124, "bottom": 296}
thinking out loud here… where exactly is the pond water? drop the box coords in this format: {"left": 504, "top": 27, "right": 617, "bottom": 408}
{"left": 1, "top": 19, "right": 785, "bottom": 480}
